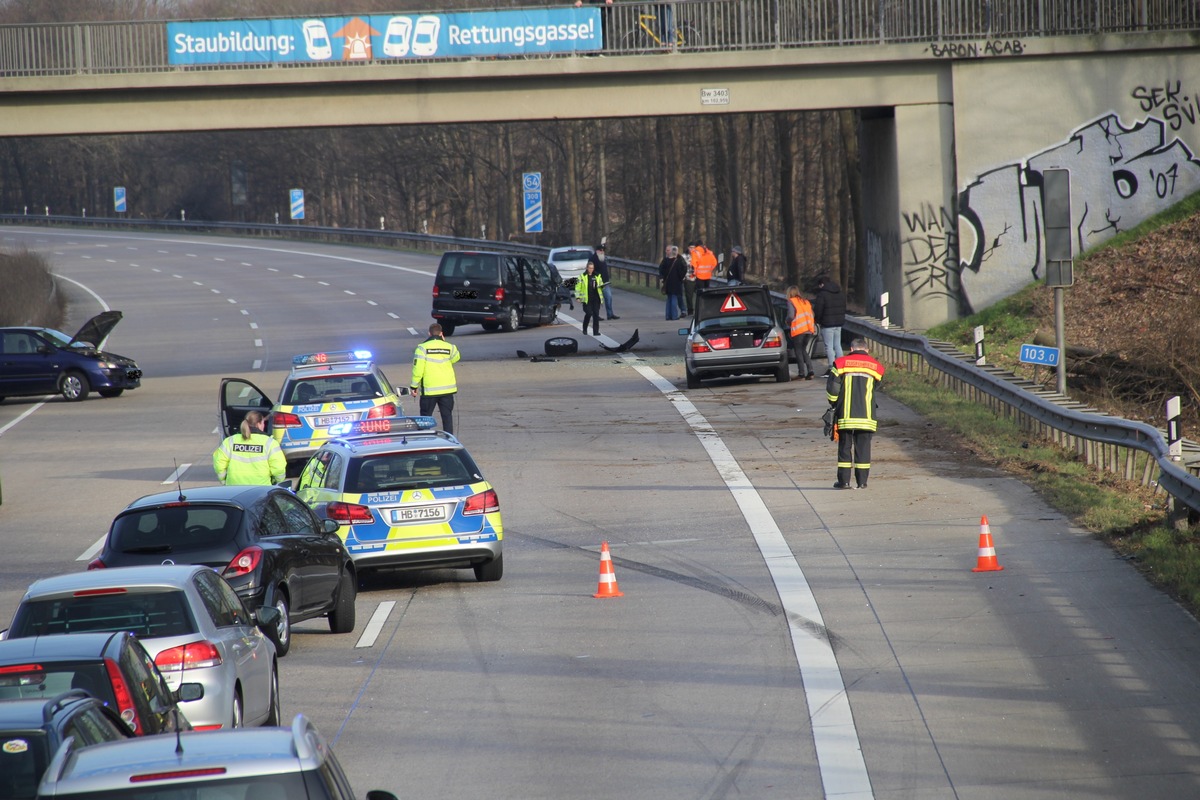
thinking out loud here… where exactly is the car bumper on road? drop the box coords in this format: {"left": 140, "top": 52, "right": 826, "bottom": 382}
{"left": 346, "top": 541, "right": 502, "bottom": 571}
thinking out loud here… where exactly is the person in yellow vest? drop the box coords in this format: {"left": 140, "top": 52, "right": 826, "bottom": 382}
{"left": 574, "top": 260, "right": 606, "bottom": 336}
{"left": 213, "top": 410, "right": 286, "bottom": 485}
{"left": 786, "top": 285, "right": 817, "bottom": 380}
{"left": 412, "top": 323, "right": 461, "bottom": 435}
{"left": 688, "top": 240, "right": 718, "bottom": 289}
{"left": 826, "top": 338, "right": 885, "bottom": 489}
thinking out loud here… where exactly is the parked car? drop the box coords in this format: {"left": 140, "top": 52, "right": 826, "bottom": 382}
{"left": 0, "top": 311, "right": 141, "bottom": 402}
{"left": 0, "top": 631, "right": 194, "bottom": 737}
{"left": 296, "top": 417, "right": 503, "bottom": 582}
{"left": 4, "top": 565, "right": 281, "bottom": 731}
{"left": 218, "top": 349, "right": 406, "bottom": 476}
{"left": 36, "top": 714, "right": 399, "bottom": 800}
{"left": 681, "top": 284, "right": 790, "bottom": 388}
{"left": 0, "top": 691, "right": 132, "bottom": 800}
{"left": 431, "top": 250, "right": 560, "bottom": 335}
{"left": 87, "top": 484, "right": 358, "bottom": 657}
{"left": 547, "top": 245, "right": 593, "bottom": 283}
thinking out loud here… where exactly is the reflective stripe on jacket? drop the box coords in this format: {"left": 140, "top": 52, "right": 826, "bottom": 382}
{"left": 825, "top": 351, "right": 885, "bottom": 431}
{"left": 690, "top": 247, "right": 717, "bottom": 280}
{"left": 213, "top": 432, "right": 286, "bottom": 485}
{"left": 574, "top": 272, "right": 605, "bottom": 304}
{"left": 412, "top": 337, "right": 461, "bottom": 396}
{"left": 788, "top": 296, "right": 815, "bottom": 337}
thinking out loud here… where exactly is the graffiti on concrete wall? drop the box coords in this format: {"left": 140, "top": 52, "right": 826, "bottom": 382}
{"left": 955, "top": 111, "right": 1200, "bottom": 313}
{"left": 900, "top": 201, "right": 960, "bottom": 306}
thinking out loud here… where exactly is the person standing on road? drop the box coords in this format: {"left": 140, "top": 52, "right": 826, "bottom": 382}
{"left": 575, "top": 259, "right": 605, "bottom": 336}
{"left": 727, "top": 245, "right": 746, "bottom": 285}
{"left": 689, "top": 240, "right": 718, "bottom": 290}
{"left": 812, "top": 273, "right": 847, "bottom": 365}
{"left": 587, "top": 243, "right": 619, "bottom": 320}
{"left": 213, "top": 410, "right": 286, "bottom": 486}
{"left": 658, "top": 244, "right": 687, "bottom": 320}
{"left": 682, "top": 259, "right": 696, "bottom": 316}
{"left": 826, "top": 337, "right": 885, "bottom": 490}
{"left": 411, "top": 323, "right": 461, "bottom": 436}
{"left": 785, "top": 285, "right": 817, "bottom": 380}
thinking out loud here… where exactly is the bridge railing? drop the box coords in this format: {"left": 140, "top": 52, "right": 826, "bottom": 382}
{"left": 0, "top": 0, "right": 1197, "bottom": 77}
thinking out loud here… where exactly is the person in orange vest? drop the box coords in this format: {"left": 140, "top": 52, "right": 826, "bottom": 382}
{"left": 785, "top": 285, "right": 817, "bottom": 380}
{"left": 688, "top": 240, "right": 718, "bottom": 289}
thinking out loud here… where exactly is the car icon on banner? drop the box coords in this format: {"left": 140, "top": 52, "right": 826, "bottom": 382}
{"left": 303, "top": 19, "right": 333, "bottom": 60}
{"left": 383, "top": 17, "right": 413, "bottom": 57}
{"left": 411, "top": 16, "right": 440, "bottom": 57}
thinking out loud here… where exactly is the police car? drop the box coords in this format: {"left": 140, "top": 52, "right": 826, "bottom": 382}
{"left": 219, "top": 350, "right": 406, "bottom": 476}
{"left": 295, "top": 417, "right": 503, "bottom": 582}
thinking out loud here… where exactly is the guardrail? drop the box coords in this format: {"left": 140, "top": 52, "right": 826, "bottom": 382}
{"left": 3, "top": 212, "right": 1197, "bottom": 520}
{"left": 0, "top": 0, "right": 1197, "bottom": 77}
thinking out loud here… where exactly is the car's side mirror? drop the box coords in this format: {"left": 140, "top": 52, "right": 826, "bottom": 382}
{"left": 322, "top": 518, "right": 341, "bottom": 536}
{"left": 175, "top": 683, "right": 205, "bottom": 703}
{"left": 366, "top": 792, "right": 400, "bottom": 800}
{"left": 275, "top": 478, "right": 295, "bottom": 491}
{"left": 254, "top": 605, "right": 281, "bottom": 630}
{"left": 678, "top": 328, "right": 690, "bottom": 336}
{"left": 399, "top": 387, "right": 411, "bottom": 396}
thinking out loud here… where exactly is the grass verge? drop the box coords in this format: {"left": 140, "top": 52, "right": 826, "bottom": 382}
{"left": 0, "top": 248, "right": 64, "bottom": 328}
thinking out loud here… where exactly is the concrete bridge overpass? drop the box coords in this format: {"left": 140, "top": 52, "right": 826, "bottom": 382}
{"left": 2, "top": 1, "right": 1199, "bottom": 329}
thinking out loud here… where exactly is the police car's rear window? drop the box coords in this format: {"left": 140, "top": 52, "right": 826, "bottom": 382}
{"left": 346, "top": 451, "right": 479, "bottom": 493}
{"left": 284, "top": 375, "right": 380, "bottom": 404}
{"left": 9, "top": 591, "right": 196, "bottom": 640}
{"left": 109, "top": 506, "right": 242, "bottom": 555}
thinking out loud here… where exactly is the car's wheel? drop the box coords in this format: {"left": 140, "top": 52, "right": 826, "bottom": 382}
{"left": 328, "top": 570, "right": 357, "bottom": 634}
{"left": 98, "top": 388, "right": 124, "bottom": 398}
{"left": 474, "top": 553, "right": 503, "bottom": 582}
{"left": 775, "top": 356, "right": 790, "bottom": 383}
{"left": 501, "top": 306, "right": 520, "bottom": 332}
{"left": 481, "top": 321, "right": 501, "bottom": 332}
{"left": 440, "top": 322, "right": 456, "bottom": 336}
{"left": 272, "top": 591, "right": 291, "bottom": 657}
{"left": 264, "top": 666, "right": 281, "bottom": 726}
{"left": 686, "top": 365, "right": 702, "bottom": 389}
{"left": 544, "top": 337, "right": 578, "bottom": 357}
{"left": 60, "top": 371, "right": 89, "bottom": 401}
{"left": 231, "top": 690, "right": 244, "bottom": 729}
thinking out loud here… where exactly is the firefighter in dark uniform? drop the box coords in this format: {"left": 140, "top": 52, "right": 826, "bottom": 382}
{"left": 826, "top": 337, "right": 885, "bottom": 489}
{"left": 213, "top": 410, "right": 286, "bottom": 485}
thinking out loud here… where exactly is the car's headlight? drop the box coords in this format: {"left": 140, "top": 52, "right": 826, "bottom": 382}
{"left": 97, "top": 361, "right": 119, "bottom": 369}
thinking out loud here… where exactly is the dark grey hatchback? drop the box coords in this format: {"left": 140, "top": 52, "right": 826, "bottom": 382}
{"left": 431, "top": 250, "right": 561, "bottom": 335}
{"left": 87, "top": 485, "right": 358, "bottom": 657}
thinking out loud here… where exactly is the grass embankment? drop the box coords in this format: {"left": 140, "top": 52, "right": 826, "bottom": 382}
{"left": 0, "top": 248, "right": 64, "bottom": 328}
{"left": 884, "top": 192, "right": 1200, "bottom": 618}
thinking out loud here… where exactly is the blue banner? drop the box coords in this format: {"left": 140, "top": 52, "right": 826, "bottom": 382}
{"left": 167, "top": 9, "right": 601, "bottom": 65}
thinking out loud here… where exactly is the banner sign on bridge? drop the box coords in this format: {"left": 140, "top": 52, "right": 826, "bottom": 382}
{"left": 167, "top": 8, "right": 601, "bottom": 66}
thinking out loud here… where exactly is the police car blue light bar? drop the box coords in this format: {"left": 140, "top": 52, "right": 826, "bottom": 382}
{"left": 328, "top": 416, "right": 438, "bottom": 437}
{"left": 292, "top": 349, "right": 373, "bottom": 367}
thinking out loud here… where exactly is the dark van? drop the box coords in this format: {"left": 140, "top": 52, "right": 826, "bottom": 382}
{"left": 431, "top": 251, "right": 561, "bottom": 335}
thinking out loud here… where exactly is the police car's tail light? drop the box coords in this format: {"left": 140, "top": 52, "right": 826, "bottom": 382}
{"left": 273, "top": 411, "right": 302, "bottom": 428}
{"left": 367, "top": 403, "right": 398, "bottom": 418}
{"left": 463, "top": 489, "right": 499, "bottom": 516}
{"left": 155, "top": 641, "right": 223, "bottom": 671}
{"left": 326, "top": 502, "right": 374, "bottom": 524}
{"left": 104, "top": 657, "right": 141, "bottom": 734}
{"left": 222, "top": 546, "right": 263, "bottom": 578}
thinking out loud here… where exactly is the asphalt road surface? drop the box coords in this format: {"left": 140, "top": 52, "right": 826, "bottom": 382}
{"left": 2, "top": 226, "right": 1200, "bottom": 799}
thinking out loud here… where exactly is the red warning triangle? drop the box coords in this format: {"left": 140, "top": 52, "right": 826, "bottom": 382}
{"left": 720, "top": 293, "right": 748, "bottom": 312}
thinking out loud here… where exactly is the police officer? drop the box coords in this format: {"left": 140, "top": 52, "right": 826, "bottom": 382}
{"left": 826, "top": 338, "right": 885, "bottom": 489}
{"left": 213, "top": 410, "right": 286, "bottom": 485}
{"left": 412, "top": 323, "right": 461, "bottom": 435}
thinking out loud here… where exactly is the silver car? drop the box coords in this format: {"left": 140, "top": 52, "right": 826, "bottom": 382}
{"left": 38, "top": 714, "right": 399, "bottom": 799}
{"left": 680, "top": 284, "right": 791, "bottom": 389}
{"left": 547, "top": 245, "right": 593, "bottom": 282}
{"left": 4, "top": 565, "right": 280, "bottom": 731}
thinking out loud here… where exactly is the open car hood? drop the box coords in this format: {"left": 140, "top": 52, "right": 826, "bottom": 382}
{"left": 70, "top": 310, "right": 123, "bottom": 348}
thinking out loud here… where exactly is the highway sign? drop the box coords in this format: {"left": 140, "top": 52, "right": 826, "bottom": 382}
{"left": 113, "top": 187, "right": 127, "bottom": 213}
{"left": 1019, "top": 343, "right": 1059, "bottom": 366}
{"left": 523, "top": 172, "right": 542, "bottom": 233}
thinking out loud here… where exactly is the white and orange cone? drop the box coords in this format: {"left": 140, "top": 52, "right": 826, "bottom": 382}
{"left": 593, "top": 541, "right": 624, "bottom": 598}
{"left": 971, "top": 515, "right": 1004, "bottom": 572}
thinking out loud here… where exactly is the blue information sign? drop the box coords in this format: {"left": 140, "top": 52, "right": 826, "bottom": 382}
{"left": 113, "top": 187, "right": 127, "bottom": 213}
{"left": 523, "top": 172, "right": 542, "bottom": 233}
{"left": 290, "top": 189, "right": 305, "bottom": 221}
{"left": 1019, "top": 343, "right": 1059, "bottom": 366}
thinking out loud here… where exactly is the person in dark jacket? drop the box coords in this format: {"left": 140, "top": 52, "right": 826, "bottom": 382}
{"left": 826, "top": 338, "right": 885, "bottom": 489}
{"left": 727, "top": 245, "right": 746, "bottom": 285}
{"left": 586, "top": 243, "right": 618, "bottom": 320}
{"left": 812, "top": 274, "right": 847, "bottom": 363}
{"left": 658, "top": 245, "right": 687, "bottom": 320}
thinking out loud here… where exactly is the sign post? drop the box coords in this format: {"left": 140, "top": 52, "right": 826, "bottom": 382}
{"left": 1042, "top": 168, "right": 1072, "bottom": 395}
{"left": 523, "top": 172, "right": 543, "bottom": 234}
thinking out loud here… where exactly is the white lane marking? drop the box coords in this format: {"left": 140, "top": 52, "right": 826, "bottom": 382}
{"left": 388, "top": 313, "right": 400, "bottom": 319}
{"left": 252, "top": 359, "right": 263, "bottom": 370}
{"left": 53, "top": 274, "right": 111, "bottom": 311}
{"left": 77, "top": 535, "right": 106, "bottom": 562}
{"left": 240, "top": 309, "right": 250, "bottom": 316}
{"left": 293, "top": 274, "right": 305, "bottom": 279}
{"left": 211, "top": 289, "right": 220, "bottom": 294}
{"left": 406, "top": 326, "right": 418, "bottom": 335}
{"left": 356, "top": 601, "right": 396, "bottom": 648}
{"left": 343, "top": 290, "right": 356, "bottom": 295}
{"left": 0, "top": 400, "right": 50, "bottom": 437}
{"left": 632, "top": 363, "right": 874, "bottom": 800}
{"left": 161, "top": 464, "right": 191, "bottom": 484}
{"left": 367, "top": 300, "right": 377, "bottom": 306}
{"left": 254, "top": 339, "right": 263, "bottom": 348}
{"left": 192, "top": 281, "right": 204, "bottom": 286}
{"left": 227, "top": 298, "right": 237, "bottom": 304}
{"left": 318, "top": 281, "right": 330, "bottom": 286}
{"left": 249, "top": 323, "right": 258, "bottom": 330}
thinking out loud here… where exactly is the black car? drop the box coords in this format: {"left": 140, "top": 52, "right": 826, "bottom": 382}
{"left": 87, "top": 485, "right": 357, "bottom": 657}
{"left": 0, "top": 690, "right": 132, "bottom": 800}
{"left": 0, "top": 631, "right": 193, "bottom": 739}
{"left": 431, "top": 250, "right": 560, "bottom": 335}
{"left": 0, "top": 311, "right": 142, "bottom": 402}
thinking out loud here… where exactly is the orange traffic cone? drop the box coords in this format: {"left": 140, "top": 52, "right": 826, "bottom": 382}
{"left": 593, "top": 541, "right": 624, "bottom": 598}
{"left": 971, "top": 515, "right": 1004, "bottom": 572}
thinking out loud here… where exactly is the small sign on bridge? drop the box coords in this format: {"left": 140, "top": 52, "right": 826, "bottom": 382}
{"left": 1019, "top": 343, "right": 1059, "bottom": 367}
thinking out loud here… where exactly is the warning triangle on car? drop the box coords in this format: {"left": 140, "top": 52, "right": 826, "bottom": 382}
{"left": 720, "top": 293, "right": 748, "bottom": 312}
